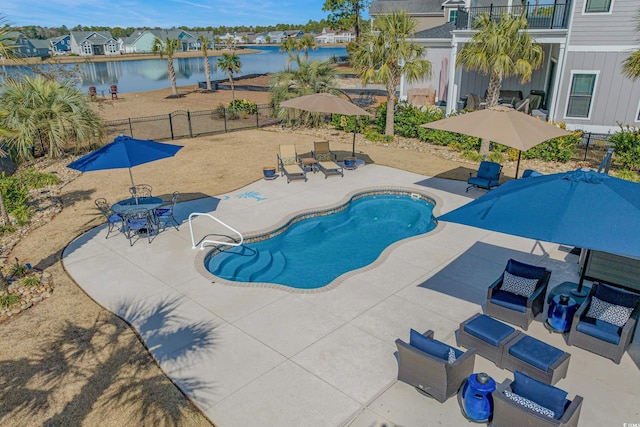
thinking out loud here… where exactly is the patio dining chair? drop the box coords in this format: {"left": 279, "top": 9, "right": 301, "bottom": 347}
{"left": 129, "top": 183, "right": 153, "bottom": 199}
{"left": 155, "top": 191, "right": 180, "bottom": 231}
{"left": 94, "top": 198, "right": 123, "bottom": 238}
{"left": 123, "top": 208, "right": 158, "bottom": 246}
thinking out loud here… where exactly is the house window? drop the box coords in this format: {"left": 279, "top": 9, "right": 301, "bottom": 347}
{"left": 448, "top": 9, "right": 458, "bottom": 23}
{"left": 566, "top": 73, "right": 597, "bottom": 119}
{"left": 584, "top": 0, "right": 612, "bottom": 13}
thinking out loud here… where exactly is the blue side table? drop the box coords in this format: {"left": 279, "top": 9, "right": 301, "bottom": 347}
{"left": 547, "top": 294, "right": 579, "bottom": 333}
{"left": 460, "top": 372, "right": 496, "bottom": 422}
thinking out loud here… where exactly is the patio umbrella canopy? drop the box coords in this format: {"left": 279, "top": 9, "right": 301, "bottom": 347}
{"left": 67, "top": 135, "right": 183, "bottom": 189}
{"left": 280, "top": 93, "right": 373, "bottom": 157}
{"left": 421, "top": 106, "right": 571, "bottom": 177}
{"left": 438, "top": 168, "right": 640, "bottom": 292}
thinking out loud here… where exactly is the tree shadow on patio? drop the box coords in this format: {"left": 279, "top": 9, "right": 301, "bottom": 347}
{"left": 0, "top": 295, "right": 217, "bottom": 426}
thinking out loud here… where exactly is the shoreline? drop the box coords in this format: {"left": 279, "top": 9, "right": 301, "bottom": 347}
{"left": 1, "top": 43, "right": 349, "bottom": 66}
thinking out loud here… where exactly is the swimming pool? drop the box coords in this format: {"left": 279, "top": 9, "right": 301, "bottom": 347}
{"left": 204, "top": 189, "right": 437, "bottom": 289}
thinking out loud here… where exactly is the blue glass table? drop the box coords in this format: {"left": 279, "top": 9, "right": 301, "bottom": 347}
{"left": 111, "top": 196, "right": 163, "bottom": 215}
{"left": 546, "top": 294, "right": 579, "bottom": 333}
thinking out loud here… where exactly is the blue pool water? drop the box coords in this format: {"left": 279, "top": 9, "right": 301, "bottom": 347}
{"left": 205, "top": 192, "right": 436, "bottom": 289}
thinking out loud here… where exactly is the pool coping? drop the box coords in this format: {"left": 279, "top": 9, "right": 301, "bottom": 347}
{"left": 194, "top": 186, "right": 447, "bottom": 294}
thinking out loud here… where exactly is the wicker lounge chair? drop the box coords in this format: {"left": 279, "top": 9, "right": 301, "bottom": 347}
{"left": 567, "top": 282, "right": 640, "bottom": 364}
{"left": 485, "top": 259, "right": 551, "bottom": 330}
{"left": 277, "top": 145, "right": 307, "bottom": 183}
{"left": 312, "top": 141, "right": 344, "bottom": 179}
{"left": 396, "top": 329, "right": 475, "bottom": 403}
{"left": 491, "top": 371, "right": 583, "bottom": 427}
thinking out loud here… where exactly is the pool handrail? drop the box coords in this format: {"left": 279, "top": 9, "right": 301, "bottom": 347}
{"left": 188, "top": 212, "right": 244, "bottom": 250}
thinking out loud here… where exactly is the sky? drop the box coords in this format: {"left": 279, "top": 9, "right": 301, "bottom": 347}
{"left": 2, "top": 0, "right": 359, "bottom": 29}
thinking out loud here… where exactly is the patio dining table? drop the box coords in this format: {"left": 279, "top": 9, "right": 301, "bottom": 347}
{"left": 111, "top": 196, "right": 163, "bottom": 215}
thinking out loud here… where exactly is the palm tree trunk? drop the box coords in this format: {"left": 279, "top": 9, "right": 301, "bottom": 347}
{"left": 229, "top": 74, "right": 235, "bottom": 103}
{"left": 0, "top": 190, "right": 10, "bottom": 225}
{"left": 168, "top": 57, "right": 178, "bottom": 96}
{"left": 204, "top": 56, "right": 212, "bottom": 91}
{"left": 385, "top": 87, "right": 395, "bottom": 136}
{"left": 486, "top": 71, "right": 502, "bottom": 107}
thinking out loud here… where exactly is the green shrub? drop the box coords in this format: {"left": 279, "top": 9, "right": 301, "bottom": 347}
{"left": 227, "top": 99, "right": 257, "bottom": 114}
{"left": 0, "top": 294, "right": 21, "bottom": 308}
{"left": 487, "top": 151, "right": 505, "bottom": 163}
{"left": 18, "top": 168, "right": 60, "bottom": 188}
{"left": 609, "top": 124, "right": 640, "bottom": 171}
{"left": 364, "top": 129, "right": 389, "bottom": 142}
{"left": 522, "top": 122, "right": 581, "bottom": 162}
{"left": 461, "top": 150, "right": 483, "bottom": 162}
{"left": 330, "top": 114, "right": 370, "bottom": 133}
{"left": 376, "top": 101, "right": 445, "bottom": 138}
{"left": 613, "top": 169, "right": 640, "bottom": 182}
{"left": 8, "top": 259, "right": 29, "bottom": 278}
{"left": 22, "top": 276, "right": 40, "bottom": 287}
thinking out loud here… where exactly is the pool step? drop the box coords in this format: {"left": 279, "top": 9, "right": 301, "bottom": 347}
{"left": 245, "top": 251, "right": 275, "bottom": 281}
{"left": 260, "top": 251, "right": 287, "bottom": 282}
{"left": 211, "top": 246, "right": 257, "bottom": 280}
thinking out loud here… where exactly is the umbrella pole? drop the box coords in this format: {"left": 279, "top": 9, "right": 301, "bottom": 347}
{"left": 128, "top": 168, "right": 138, "bottom": 204}
{"left": 515, "top": 151, "right": 522, "bottom": 179}
{"left": 352, "top": 127, "right": 356, "bottom": 157}
{"left": 571, "top": 249, "right": 591, "bottom": 297}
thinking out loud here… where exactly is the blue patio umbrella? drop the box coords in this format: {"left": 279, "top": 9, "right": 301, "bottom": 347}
{"left": 438, "top": 169, "right": 640, "bottom": 293}
{"left": 67, "top": 135, "right": 183, "bottom": 192}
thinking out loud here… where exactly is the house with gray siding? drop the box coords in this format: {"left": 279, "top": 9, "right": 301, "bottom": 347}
{"left": 70, "top": 31, "right": 118, "bottom": 56}
{"left": 6, "top": 32, "right": 49, "bottom": 58}
{"left": 371, "top": 0, "right": 640, "bottom": 133}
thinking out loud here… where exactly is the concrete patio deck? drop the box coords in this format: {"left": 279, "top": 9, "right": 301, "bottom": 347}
{"left": 63, "top": 164, "right": 639, "bottom": 427}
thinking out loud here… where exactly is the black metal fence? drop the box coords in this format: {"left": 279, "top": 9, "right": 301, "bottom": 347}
{"left": 103, "top": 104, "right": 278, "bottom": 142}
{"left": 571, "top": 132, "right": 613, "bottom": 166}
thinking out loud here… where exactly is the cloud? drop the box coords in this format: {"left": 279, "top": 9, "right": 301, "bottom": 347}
{"left": 171, "top": 0, "right": 213, "bottom": 9}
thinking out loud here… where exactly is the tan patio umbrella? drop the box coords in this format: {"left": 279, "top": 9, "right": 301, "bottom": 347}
{"left": 421, "top": 105, "right": 572, "bottom": 177}
{"left": 280, "top": 93, "right": 373, "bottom": 157}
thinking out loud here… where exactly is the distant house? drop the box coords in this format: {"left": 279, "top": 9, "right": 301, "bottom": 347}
{"left": 70, "top": 31, "right": 118, "bottom": 56}
{"left": 120, "top": 30, "right": 158, "bottom": 53}
{"left": 149, "top": 29, "right": 195, "bottom": 51}
{"left": 254, "top": 32, "right": 268, "bottom": 44}
{"left": 267, "top": 31, "right": 286, "bottom": 44}
{"left": 283, "top": 30, "right": 304, "bottom": 39}
{"left": 50, "top": 35, "right": 71, "bottom": 55}
{"left": 6, "top": 32, "right": 49, "bottom": 58}
{"left": 314, "top": 28, "right": 355, "bottom": 44}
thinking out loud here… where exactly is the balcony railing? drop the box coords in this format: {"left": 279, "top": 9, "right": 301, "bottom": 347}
{"left": 455, "top": 2, "right": 572, "bottom": 30}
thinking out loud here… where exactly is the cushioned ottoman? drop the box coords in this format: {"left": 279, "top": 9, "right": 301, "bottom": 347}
{"left": 457, "top": 313, "right": 521, "bottom": 367}
{"left": 502, "top": 334, "right": 571, "bottom": 385}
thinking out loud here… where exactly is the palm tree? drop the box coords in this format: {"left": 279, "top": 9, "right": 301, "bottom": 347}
{"left": 0, "top": 75, "right": 103, "bottom": 161}
{"left": 350, "top": 10, "right": 432, "bottom": 136}
{"left": 0, "top": 116, "right": 13, "bottom": 225}
{"left": 456, "top": 12, "right": 543, "bottom": 154}
{"left": 0, "top": 14, "right": 17, "bottom": 60}
{"left": 296, "top": 34, "right": 317, "bottom": 60}
{"left": 198, "top": 35, "right": 212, "bottom": 91}
{"left": 217, "top": 53, "right": 242, "bottom": 103}
{"left": 280, "top": 37, "right": 297, "bottom": 70}
{"left": 214, "top": 35, "right": 222, "bottom": 50}
{"left": 270, "top": 56, "right": 341, "bottom": 126}
{"left": 151, "top": 37, "right": 181, "bottom": 97}
{"left": 622, "top": 10, "right": 640, "bottom": 79}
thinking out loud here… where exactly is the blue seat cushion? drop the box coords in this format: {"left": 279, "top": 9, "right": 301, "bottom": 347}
{"left": 512, "top": 371, "right": 568, "bottom": 419}
{"left": 463, "top": 314, "right": 515, "bottom": 347}
{"left": 409, "top": 329, "right": 450, "bottom": 360}
{"left": 594, "top": 283, "right": 640, "bottom": 308}
{"left": 156, "top": 208, "right": 170, "bottom": 216}
{"left": 108, "top": 214, "right": 122, "bottom": 223}
{"left": 491, "top": 290, "right": 528, "bottom": 312}
{"left": 576, "top": 316, "right": 622, "bottom": 344}
{"left": 508, "top": 335, "right": 564, "bottom": 372}
{"left": 468, "top": 176, "right": 497, "bottom": 188}
{"left": 505, "top": 259, "right": 547, "bottom": 281}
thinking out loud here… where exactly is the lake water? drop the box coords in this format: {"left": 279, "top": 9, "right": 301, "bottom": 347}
{"left": 2, "top": 45, "right": 347, "bottom": 95}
